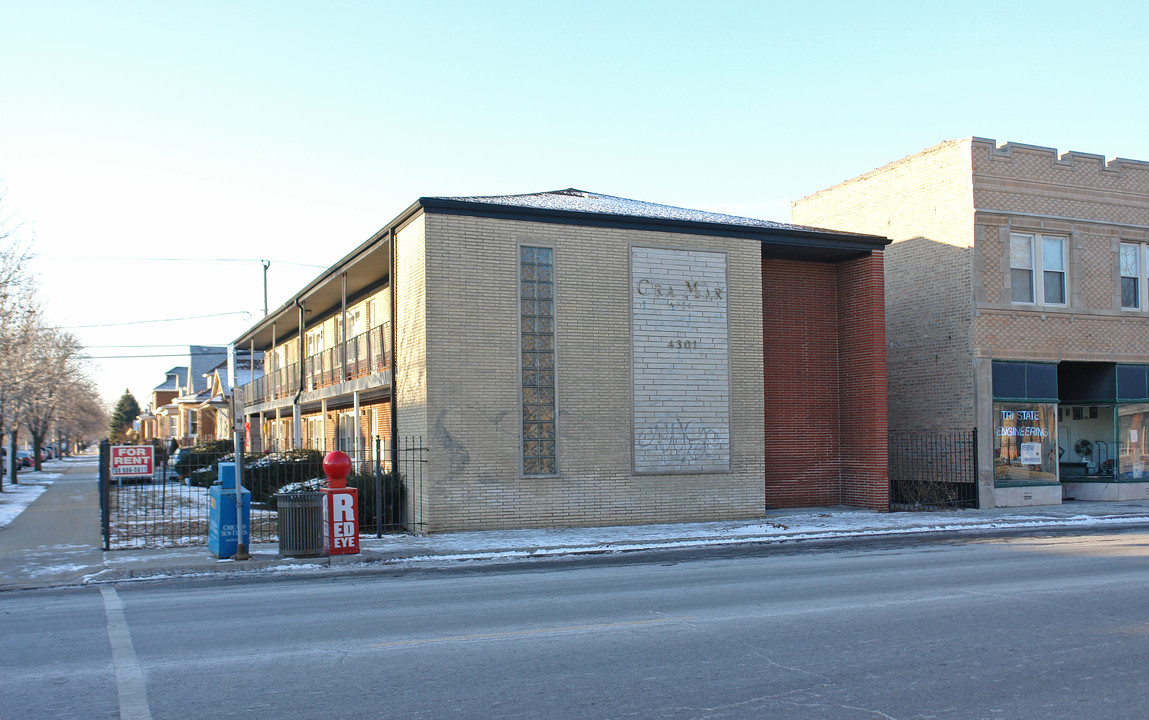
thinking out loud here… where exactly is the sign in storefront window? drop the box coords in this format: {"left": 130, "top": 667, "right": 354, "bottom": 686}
{"left": 994, "top": 402, "right": 1057, "bottom": 484}
{"left": 1118, "top": 404, "right": 1149, "bottom": 479}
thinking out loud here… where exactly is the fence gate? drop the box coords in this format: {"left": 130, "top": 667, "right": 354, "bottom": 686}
{"left": 99, "top": 437, "right": 426, "bottom": 550}
{"left": 888, "top": 429, "right": 979, "bottom": 510}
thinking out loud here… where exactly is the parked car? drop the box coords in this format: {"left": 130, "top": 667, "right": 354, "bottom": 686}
{"left": 15, "top": 450, "right": 34, "bottom": 468}
{"left": 153, "top": 447, "right": 183, "bottom": 481}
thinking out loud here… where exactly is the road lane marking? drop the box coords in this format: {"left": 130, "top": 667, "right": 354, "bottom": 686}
{"left": 100, "top": 587, "right": 153, "bottom": 720}
{"left": 369, "top": 616, "right": 696, "bottom": 648}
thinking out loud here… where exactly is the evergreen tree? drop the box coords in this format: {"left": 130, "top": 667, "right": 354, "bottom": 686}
{"left": 108, "top": 389, "right": 141, "bottom": 443}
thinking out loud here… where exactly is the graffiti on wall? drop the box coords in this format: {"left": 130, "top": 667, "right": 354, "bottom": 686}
{"left": 635, "top": 418, "right": 729, "bottom": 465}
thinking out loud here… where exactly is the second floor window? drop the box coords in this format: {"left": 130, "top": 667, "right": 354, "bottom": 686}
{"left": 1010, "top": 233, "right": 1066, "bottom": 306}
{"left": 1121, "top": 242, "right": 1142, "bottom": 310}
{"left": 347, "top": 309, "right": 362, "bottom": 339}
{"left": 306, "top": 327, "right": 324, "bottom": 357}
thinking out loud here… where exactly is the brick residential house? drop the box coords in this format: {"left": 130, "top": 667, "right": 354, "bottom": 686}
{"left": 137, "top": 366, "right": 186, "bottom": 443}
{"left": 233, "top": 189, "right": 889, "bottom": 532}
{"left": 137, "top": 347, "right": 232, "bottom": 447}
{"left": 793, "top": 137, "right": 1149, "bottom": 508}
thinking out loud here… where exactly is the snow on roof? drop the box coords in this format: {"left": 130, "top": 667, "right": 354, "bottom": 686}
{"left": 432, "top": 188, "right": 838, "bottom": 234}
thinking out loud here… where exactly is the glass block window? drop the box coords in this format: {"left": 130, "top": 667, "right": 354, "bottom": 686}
{"left": 520, "top": 246, "right": 556, "bottom": 475}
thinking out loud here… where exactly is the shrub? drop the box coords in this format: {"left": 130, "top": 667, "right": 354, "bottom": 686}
{"left": 189, "top": 467, "right": 218, "bottom": 488}
{"left": 345, "top": 469, "right": 405, "bottom": 529}
{"left": 246, "top": 449, "right": 325, "bottom": 506}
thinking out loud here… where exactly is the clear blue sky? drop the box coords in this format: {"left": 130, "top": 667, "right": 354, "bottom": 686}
{"left": 2, "top": 0, "right": 1147, "bottom": 407}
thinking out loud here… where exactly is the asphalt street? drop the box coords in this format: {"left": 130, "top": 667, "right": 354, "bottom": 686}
{"left": 4, "top": 528, "right": 1149, "bottom": 719}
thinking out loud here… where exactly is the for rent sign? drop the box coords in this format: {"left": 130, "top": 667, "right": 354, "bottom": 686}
{"left": 110, "top": 445, "right": 154, "bottom": 477}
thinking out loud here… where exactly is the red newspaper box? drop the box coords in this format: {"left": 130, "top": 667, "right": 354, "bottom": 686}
{"left": 322, "top": 451, "right": 359, "bottom": 555}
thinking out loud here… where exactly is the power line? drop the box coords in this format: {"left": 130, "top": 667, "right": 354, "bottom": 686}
{"left": 82, "top": 353, "right": 197, "bottom": 359}
{"left": 61, "top": 310, "right": 252, "bottom": 329}
{"left": 62, "top": 256, "right": 327, "bottom": 269}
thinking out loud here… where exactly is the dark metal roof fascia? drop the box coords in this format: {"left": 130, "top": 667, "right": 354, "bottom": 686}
{"left": 231, "top": 199, "right": 425, "bottom": 347}
{"left": 233, "top": 195, "right": 889, "bottom": 348}
{"left": 417, "top": 197, "right": 890, "bottom": 252}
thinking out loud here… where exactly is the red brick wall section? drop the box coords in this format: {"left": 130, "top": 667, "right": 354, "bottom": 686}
{"left": 762, "top": 259, "right": 842, "bottom": 507}
{"left": 836, "top": 253, "right": 889, "bottom": 511}
{"left": 762, "top": 253, "right": 889, "bottom": 511}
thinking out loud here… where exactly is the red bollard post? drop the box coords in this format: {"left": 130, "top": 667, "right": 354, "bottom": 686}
{"left": 322, "top": 451, "right": 359, "bottom": 555}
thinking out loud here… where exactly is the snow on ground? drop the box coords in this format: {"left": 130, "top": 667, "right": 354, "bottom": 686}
{"left": 0, "top": 466, "right": 63, "bottom": 528}
{"left": 351, "top": 504, "right": 1149, "bottom": 565}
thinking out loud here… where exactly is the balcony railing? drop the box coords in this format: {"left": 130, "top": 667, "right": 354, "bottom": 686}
{"left": 242, "top": 323, "right": 391, "bottom": 406}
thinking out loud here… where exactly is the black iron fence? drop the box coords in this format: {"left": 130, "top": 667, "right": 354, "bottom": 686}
{"left": 889, "top": 429, "right": 979, "bottom": 510}
{"left": 99, "top": 436, "right": 425, "bottom": 550}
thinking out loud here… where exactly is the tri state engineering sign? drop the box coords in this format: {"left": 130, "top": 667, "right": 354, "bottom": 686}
{"left": 110, "top": 445, "right": 154, "bottom": 477}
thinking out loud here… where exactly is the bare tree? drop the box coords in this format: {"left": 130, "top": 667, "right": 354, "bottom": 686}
{"left": 21, "top": 322, "right": 88, "bottom": 470}
{"left": 0, "top": 191, "right": 38, "bottom": 484}
{"left": 55, "top": 380, "right": 108, "bottom": 454}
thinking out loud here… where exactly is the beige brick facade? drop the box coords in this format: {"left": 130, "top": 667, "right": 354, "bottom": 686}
{"left": 792, "top": 139, "right": 977, "bottom": 435}
{"left": 415, "top": 213, "right": 766, "bottom": 531}
{"left": 793, "top": 137, "right": 1149, "bottom": 508}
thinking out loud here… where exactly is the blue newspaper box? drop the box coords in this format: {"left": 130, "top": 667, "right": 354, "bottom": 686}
{"left": 208, "top": 462, "right": 250, "bottom": 559}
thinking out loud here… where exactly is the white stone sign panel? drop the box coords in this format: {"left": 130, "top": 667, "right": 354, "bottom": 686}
{"left": 631, "top": 247, "right": 731, "bottom": 472}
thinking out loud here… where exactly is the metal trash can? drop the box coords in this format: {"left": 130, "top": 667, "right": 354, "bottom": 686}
{"left": 275, "top": 491, "right": 325, "bottom": 557}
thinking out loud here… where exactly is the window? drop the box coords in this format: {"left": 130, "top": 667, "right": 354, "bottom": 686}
{"left": 368, "top": 291, "right": 391, "bottom": 328}
{"left": 335, "top": 310, "right": 362, "bottom": 343}
{"left": 1117, "top": 365, "right": 1149, "bottom": 401}
{"left": 1010, "top": 233, "right": 1066, "bottom": 305}
{"left": 1121, "top": 242, "right": 1143, "bottom": 310}
{"left": 993, "top": 402, "right": 1058, "bottom": 485}
{"left": 188, "top": 410, "right": 198, "bottom": 435}
{"left": 306, "top": 327, "right": 324, "bottom": 357}
{"left": 305, "top": 417, "right": 324, "bottom": 450}
{"left": 347, "top": 309, "right": 362, "bottom": 339}
{"left": 520, "top": 246, "right": 556, "bottom": 475}
{"left": 992, "top": 361, "right": 1058, "bottom": 401}
{"left": 337, "top": 411, "right": 356, "bottom": 454}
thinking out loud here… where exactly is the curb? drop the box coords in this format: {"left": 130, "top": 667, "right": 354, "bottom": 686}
{"left": 66, "top": 512, "right": 1149, "bottom": 586}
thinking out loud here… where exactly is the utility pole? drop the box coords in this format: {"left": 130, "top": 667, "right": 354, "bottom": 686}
{"left": 232, "top": 392, "right": 249, "bottom": 561}
{"left": 262, "top": 260, "right": 271, "bottom": 317}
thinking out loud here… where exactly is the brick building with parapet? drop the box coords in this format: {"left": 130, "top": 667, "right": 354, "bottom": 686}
{"left": 793, "top": 137, "right": 1149, "bottom": 508}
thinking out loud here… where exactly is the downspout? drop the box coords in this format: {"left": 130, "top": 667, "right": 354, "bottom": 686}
{"left": 341, "top": 272, "right": 348, "bottom": 381}
{"left": 250, "top": 335, "right": 256, "bottom": 451}
{"left": 389, "top": 228, "right": 399, "bottom": 481}
{"left": 294, "top": 298, "right": 306, "bottom": 449}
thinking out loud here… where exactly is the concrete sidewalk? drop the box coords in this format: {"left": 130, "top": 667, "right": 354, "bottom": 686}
{"left": 0, "top": 459, "right": 105, "bottom": 589}
{"left": 5, "top": 456, "right": 1149, "bottom": 590}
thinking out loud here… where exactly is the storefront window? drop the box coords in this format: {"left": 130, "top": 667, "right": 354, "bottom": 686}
{"left": 994, "top": 402, "right": 1058, "bottom": 484}
{"left": 1118, "top": 404, "right": 1149, "bottom": 480}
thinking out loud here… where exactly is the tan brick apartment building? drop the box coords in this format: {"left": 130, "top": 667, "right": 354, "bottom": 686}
{"left": 793, "top": 138, "right": 1149, "bottom": 507}
{"left": 232, "top": 190, "right": 889, "bottom": 532}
